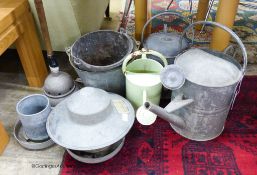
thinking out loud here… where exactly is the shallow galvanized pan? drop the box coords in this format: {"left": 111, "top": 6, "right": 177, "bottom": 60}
{"left": 14, "top": 120, "right": 55, "bottom": 150}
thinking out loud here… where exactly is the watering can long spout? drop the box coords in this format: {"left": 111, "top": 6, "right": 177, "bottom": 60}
{"left": 144, "top": 98, "right": 193, "bottom": 128}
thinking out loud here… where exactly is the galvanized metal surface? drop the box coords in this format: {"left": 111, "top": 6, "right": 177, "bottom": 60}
{"left": 66, "top": 138, "right": 125, "bottom": 164}
{"left": 46, "top": 87, "right": 135, "bottom": 151}
{"left": 13, "top": 120, "right": 55, "bottom": 150}
{"left": 16, "top": 94, "right": 51, "bottom": 141}
{"left": 171, "top": 104, "right": 230, "bottom": 141}
{"left": 70, "top": 58, "right": 125, "bottom": 95}
{"left": 145, "top": 21, "right": 247, "bottom": 141}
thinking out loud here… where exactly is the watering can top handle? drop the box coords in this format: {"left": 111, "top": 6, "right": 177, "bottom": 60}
{"left": 141, "top": 11, "right": 191, "bottom": 44}
{"left": 179, "top": 21, "right": 247, "bottom": 73}
{"left": 122, "top": 49, "right": 168, "bottom": 74}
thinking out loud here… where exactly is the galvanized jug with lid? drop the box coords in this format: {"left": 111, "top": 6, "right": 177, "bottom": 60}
{"left": 143, "top": 21, "right": 247, "bottom": 141}
{"left": 141, "top": 2, "right": 192, "bottom": 64}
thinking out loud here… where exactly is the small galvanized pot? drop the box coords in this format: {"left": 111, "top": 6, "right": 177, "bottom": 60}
{"left": 16, "top": 94, "right": 51, "bottom": 141}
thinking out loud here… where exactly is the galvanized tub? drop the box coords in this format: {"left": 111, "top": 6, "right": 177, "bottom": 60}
{"left": 68, "top": 30, "right": 136, "bottom": 95}
{"left": 144, "top": 21, "right": 247, "bottom": 141}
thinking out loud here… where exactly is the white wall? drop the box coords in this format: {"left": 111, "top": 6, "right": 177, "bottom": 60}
{"left": 29, "top": 0, "right": 109, "bottom": 51}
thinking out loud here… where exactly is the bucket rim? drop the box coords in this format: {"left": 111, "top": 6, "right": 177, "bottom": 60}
{"left": 16, "top": 94, "right": 50, "bottom": 117}
{"left": 70, "top": 30, "right": 134, "bottom": 72}
{"left": 174, "top": 48, "right": 244, "bottom": 88}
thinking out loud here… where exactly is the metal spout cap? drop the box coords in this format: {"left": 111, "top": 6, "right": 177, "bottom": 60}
{"left": 43, "top": 71, "right": 75, "bottom": 98}
{"left": 160, "top": 65, "right": 185, "bottom": 90}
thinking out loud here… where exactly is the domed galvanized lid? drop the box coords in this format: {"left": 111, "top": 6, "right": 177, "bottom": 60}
{"left": 66, "top": 87, "right": 112, "bottom": 124}
{"left": 46, "top": 87, "right": 135, "bottom": 151}
{"left": 43, "top": 71, "right": 75, "bottom": 98}
{"left": 144, "top": 32, "right": 189, "bottom": 58}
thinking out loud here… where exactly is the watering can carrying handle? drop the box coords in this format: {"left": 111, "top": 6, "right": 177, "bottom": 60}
{"left": 179, "top": 21, "right": 247, "bottom": 75}
{"left": 141, "top": 11, "right": 191, "bottom": 45}
{"left": 179, "top": 21, "right": 247, "bottom": 73}
{"left": 122, "top": 50, "right": 168, "bottom": 74}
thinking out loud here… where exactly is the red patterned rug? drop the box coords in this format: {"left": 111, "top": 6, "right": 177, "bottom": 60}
{"left": 60, "top": 76, "right": 257, "bottom": 175}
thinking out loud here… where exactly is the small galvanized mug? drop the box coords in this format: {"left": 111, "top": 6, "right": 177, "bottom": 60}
{"left": 16, "top": 94, "right": 51, "bottom": 141}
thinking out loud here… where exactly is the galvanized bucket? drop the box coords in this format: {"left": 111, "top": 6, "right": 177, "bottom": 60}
{"left": 122, "top": 49, "right": 168, "bottom": 108}
{"left": 16, "top": 94, "right": 51, "bottom": 141}
{"left": 68, "top": 30, "right": 136, "bottom": 95}
{"left": 144, "top": 21, "right": 247, "bottom": 141}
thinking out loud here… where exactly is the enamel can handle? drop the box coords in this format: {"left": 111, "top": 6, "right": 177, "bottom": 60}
{"left": 122, "top": 49, "right": 168, "bottom": 74}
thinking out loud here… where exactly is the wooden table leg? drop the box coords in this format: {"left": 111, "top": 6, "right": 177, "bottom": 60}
{"left": 134, "top": 0, "right": 148, "bottom": 41}
{"left": 196, "top": 0, "right": 210, "bottom": 30}
{"left": 0, "top": 122, "right": 9, "bottom": 155}
{"left": 15, "top": 10, "right": 48, "bottom": 87}
{"left": 210, "top": 0, "right": 239, "bottom": 51}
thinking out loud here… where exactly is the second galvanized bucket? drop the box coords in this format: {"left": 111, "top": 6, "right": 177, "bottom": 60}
{"left": 68, "top": 30, "right": 136, "bottom": 95}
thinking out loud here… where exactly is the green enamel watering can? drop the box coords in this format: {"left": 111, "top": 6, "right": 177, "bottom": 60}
{"left": 122, "top": 49, "right": 168, "bottom": 110}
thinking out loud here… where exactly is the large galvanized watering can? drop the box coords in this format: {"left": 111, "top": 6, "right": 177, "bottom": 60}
{"left": 144, "top": 21, "right": 247, "bottom": 141}
{"left": 122, "top": 49, "right": 168, "bottom": 109}
{"left": 141, "top": 6, "right": 192, "bottom": 64}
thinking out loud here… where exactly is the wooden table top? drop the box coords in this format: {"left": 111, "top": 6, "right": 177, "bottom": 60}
{"left": 0, "top": 0, "right": 29, "bottom": 35}
{"left": 0, "top": 0, "right": 27, "bottom": 9}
